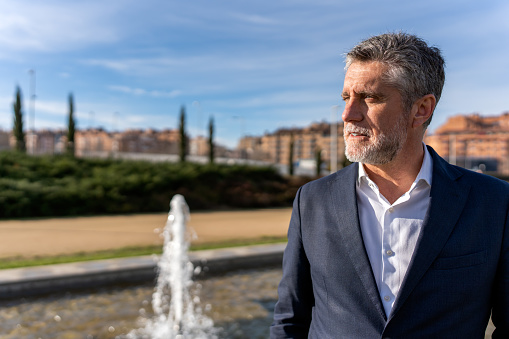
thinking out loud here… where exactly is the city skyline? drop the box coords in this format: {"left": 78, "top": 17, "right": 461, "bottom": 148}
{"left": 0, "top": 0, "right": 508, "bottom": 148}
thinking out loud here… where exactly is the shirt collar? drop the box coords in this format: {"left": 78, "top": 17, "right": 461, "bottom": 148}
{"left": 357, "top": 143, "right": 433, "bottom": 187}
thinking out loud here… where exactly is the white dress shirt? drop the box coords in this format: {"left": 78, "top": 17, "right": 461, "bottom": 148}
{"left": 356, "top": 145, "right": 433, "bottom": 317}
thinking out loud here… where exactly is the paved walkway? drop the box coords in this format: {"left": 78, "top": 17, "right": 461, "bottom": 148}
{"left": 0, "top": 208, "right": 292, "bottom": 259}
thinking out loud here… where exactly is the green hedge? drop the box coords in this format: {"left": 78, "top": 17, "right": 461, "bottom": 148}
{"left": 0, "top": 151, "right": 309, "bottom": 218}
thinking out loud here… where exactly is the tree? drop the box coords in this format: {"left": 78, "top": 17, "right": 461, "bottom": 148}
{"left": 315, "top": 147, "right": 322, "bottom": 177}
{"left": 178, "top": 105, "right": 187, "bottom": 162}
{"left": 12, "top": 86, "right": 26, "bottom": 153}
{"left": 66, "top": 93, "right": 76, "bottom": 156}
{"left": 208, "top": 116, "right": 215, "bottom": 164}
{"left": 288, "top": 133, "right": 294, "bottom": 176}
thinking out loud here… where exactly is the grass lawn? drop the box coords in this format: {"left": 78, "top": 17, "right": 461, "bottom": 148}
{"left": 0, "top": 236, "right": 287, "bottom": 270}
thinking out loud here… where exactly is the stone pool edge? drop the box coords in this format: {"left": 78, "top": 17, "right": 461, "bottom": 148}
{"left": 0, "top": 243, "right": 286, "bottom": 299}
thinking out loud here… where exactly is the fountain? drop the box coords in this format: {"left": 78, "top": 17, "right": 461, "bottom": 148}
{"left": 0, "top": 194, "right": 282, "bottom": 338}
{"left": 127, "top": 194, "right": 216, "bottom": 338}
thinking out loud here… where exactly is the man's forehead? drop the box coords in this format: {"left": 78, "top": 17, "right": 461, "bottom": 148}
{"left": 345, "top": 61, "right": 388, "bottom": 78}
{"left": 343, "top": 62, "right": 389, "bottom": 90}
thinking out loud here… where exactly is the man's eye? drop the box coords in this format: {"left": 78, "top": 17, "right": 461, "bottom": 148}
{"left": 365, "top": 95, "right": 380, "bottom": 102}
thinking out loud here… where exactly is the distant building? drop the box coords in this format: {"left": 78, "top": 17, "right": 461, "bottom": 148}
{"left": 237, "top": 121, "right": 346, "bottom": 170}
{"left": 25, "top": 129, "right": 67, "bottom": 155}
{"left": 17, "top": 128, "right": 231, "bottom": 161}
{"left": 190, "top": 135, "right": 230, "bottom": 159}
{"left": 425, "top": 112, "right": 509, "bottom": 174}
{"left": 190, "top": 135, "right": 208, "bottom": 157}
{"left": 75, "top": 129, "right": 115, "bottom": 156}
{"left": 0, "top": 130, "right": 11, "bottom": 151}
{"left": 75, "top": 128, "right": 180, "bottom": 157}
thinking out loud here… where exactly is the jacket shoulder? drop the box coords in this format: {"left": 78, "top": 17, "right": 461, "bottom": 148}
{"left": 300, "top": 163, "right": 358, "bottom": 193}
{"left": 428, "top": 144, "right": 509, "bottom": 194}
{"left": 454, "top": 165, "right": 509, "bottom": 195}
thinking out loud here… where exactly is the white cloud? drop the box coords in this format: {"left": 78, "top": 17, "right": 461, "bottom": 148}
{"left": 230, "top": 12, "right": 279, "bottom": 25}
{"left": 108, "top": 85, "right": 182, "bottom": 98}
{"left": 0, "top": 97, "right": 69, "bottom": 130}
{"left": 208, "top": 90, "right": 337, "bottom": 110}
{"left": 109, "top": 86, "right": 147, "bottom": 96}
{"left": 35, "top": 100, "right": 67, "bottom": 117}
{"left": 84, "top": 47, "right": 340, "bottom": 98}
{"left": 0, "top": 1, "right": 121, "bottom": 53}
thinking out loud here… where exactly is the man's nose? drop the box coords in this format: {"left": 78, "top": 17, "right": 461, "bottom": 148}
{"left": 341, "top": 99, "right": 363, "bottom": 123}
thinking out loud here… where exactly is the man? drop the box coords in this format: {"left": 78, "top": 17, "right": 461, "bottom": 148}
{"left": 271, "top": 33, "right": 509, "bottom": 338}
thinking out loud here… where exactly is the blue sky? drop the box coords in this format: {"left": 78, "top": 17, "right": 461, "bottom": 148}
{"left": 0, "top": 0, "right": 508, "bottom": 148}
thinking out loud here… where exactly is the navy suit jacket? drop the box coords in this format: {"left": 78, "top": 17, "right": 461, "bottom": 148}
{"left": 271, "top": 146, "right": 509, "bottom": 338}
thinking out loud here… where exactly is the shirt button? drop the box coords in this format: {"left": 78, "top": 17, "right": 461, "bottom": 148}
{"left": 384, "top": 296, "right": 391, "bottom": 301}
{"left": 388, "top": 207, "right": 394, "bottom": 213}
{"left": 386, "top": 250, "right": 394, "bottom": 256}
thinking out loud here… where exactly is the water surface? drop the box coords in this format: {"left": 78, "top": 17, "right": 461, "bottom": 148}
{"left": 0, "top": 268, "right": 281, "bottom": 338}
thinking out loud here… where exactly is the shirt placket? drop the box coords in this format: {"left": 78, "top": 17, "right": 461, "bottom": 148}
{"left": 380, "top": 202, "right": 397, "bottom": 315}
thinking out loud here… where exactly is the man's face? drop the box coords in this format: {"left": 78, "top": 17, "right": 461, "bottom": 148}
{"left": 341, "top": 61, "right": 409, "bottom": 165}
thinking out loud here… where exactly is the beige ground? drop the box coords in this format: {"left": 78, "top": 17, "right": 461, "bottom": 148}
{"left": 0, "top": 208, "right": 292, "bottom": 259}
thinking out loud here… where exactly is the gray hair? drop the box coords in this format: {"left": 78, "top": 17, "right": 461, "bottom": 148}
{"left": 345, "top": 32, "right": 445, "bottom": 128}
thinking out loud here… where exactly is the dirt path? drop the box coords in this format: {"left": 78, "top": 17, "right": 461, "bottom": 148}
{"left": 0, "top": 208, "right": 292, "bottom": 259}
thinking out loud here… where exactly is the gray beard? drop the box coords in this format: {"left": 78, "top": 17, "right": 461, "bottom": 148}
{"left": 344, "top": 116, "right": 407, "bottom": 165}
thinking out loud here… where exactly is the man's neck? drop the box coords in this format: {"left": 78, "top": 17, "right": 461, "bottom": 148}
{"left": 362, "top": 143, "right": 425, "bottom": 204}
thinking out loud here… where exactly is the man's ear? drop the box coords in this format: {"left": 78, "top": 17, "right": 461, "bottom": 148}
{"left": 411, "top": 94, "right": 436, "bottom": 128}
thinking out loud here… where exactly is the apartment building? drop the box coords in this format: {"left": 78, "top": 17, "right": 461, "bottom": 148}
{"left": 26, "top": 129, "right": 67, "bottom": 155}
{"left": 12, "top": 128, "right": 225, "bottom": 159}
{"left": 75, "top": 128, "right": 181, "bottom": 156}
{"left": 425, "top": 112, "right": 509, "bottom": 174}
{"left": 237, "top": 121, "right": 345, "bottom": 168}
{"left": 0, "top": 130, "right": 11, "bottom": 151}
{"left": 74, "top": 129, "right": 116, "bottom": 156}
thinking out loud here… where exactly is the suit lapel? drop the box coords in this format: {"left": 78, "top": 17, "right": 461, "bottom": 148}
{"left": 329, "top": 163, "right": 387, "bottom": 321}
{"left": 389, "top": 147, "right": 471, "bottom": 319}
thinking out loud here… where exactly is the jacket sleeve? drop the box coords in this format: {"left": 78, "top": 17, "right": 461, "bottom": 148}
{"left": 491, "top": 204, "right": 509, "bottom": 338}
{"left": 270, "top": 187, "right": 314, "bottom": 338}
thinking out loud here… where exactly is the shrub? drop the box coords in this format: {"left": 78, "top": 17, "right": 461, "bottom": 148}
{"left": 0, "top": 151, "right": 309, "bottom": 218}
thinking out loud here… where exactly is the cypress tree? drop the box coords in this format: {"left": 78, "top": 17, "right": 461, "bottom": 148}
{"left": 178, "top": 105, "right": 187, "bottom": 162}
{"left": 315, "top": 147, "right": 322, "bottom": 177}
{"left": 288, "top": 133, "right": 294, "bottom": 176}
{"left": 12, "top": 86, "right": 26, "bottom": 153}
{"left": 208, "top": 116, "right": 214, "bottom": 164}
{"left": 67, "top": 93, "right": 76, "bottom": 156}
